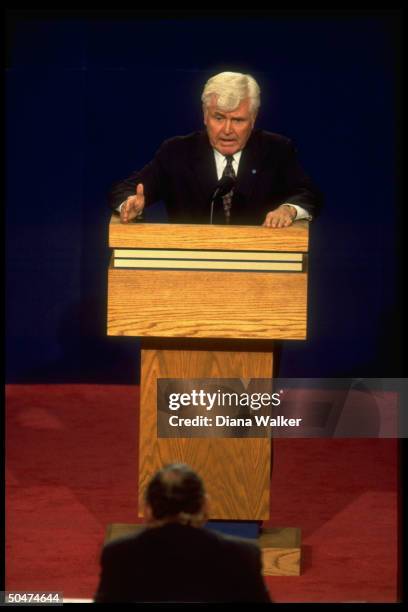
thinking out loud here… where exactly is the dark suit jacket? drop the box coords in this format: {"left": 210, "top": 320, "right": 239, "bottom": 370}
{"left": 109, "top": 130, "right": 322, "bottom": 225}
{"left": 94, "top": 523, "right": 272, "bottom": 603}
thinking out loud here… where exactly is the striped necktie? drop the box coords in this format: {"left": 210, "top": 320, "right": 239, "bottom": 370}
{"left": 222, "top": 155, "right": 236, "bottom": 224}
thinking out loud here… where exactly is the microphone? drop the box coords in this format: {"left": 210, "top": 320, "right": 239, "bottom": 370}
{"left": 209, "top": 175, "right": 236, "bottom": 224}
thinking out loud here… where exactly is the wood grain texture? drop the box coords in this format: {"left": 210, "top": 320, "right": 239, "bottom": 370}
{"left": 138, "top": 343, "right": 273, "bottom": 520}
{"left": 259, "top": 527, "right": 301, "bottom": 576}
{"left": 109, "top": 217, "right": 309, "bottom": 252}
{"left": 261, "top": 548, "right": 301, "bottom": 576}
{"left": 108, "top": 267, "right": 308, "bottom": 340}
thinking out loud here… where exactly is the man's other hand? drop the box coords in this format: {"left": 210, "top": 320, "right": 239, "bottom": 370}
{"left": 262, "top": 204, "right": 297, "bottom": 228}
{"left": 120, "top": 183, "right": 145, "bottom": 223}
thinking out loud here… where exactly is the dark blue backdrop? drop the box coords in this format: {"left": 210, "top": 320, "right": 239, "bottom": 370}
{"left": 6, "top": 12, "right": 402, "bottom": 383}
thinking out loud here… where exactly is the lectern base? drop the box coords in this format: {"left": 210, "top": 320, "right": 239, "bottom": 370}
{"left": 105, "top": 523, "right": 301, "bottom": 577}
{"left": 259, "top": 527, "right": 301, "bottom": 576}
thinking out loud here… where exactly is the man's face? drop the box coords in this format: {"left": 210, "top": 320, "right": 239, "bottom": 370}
{"left": 204, "top": 97, "right": 256, "bottom": 156}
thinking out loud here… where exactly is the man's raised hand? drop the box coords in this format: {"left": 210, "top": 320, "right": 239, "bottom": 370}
{"left": 120, "top": 183, "right": 145, "bottom": 223}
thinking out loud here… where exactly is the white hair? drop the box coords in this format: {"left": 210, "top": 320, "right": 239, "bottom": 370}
{"left": 201, "top": 71, "right": 260, "bottom": 115}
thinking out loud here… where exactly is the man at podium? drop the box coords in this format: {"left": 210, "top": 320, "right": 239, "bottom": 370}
{"left": 106, "top": 73, "right": 311, "bottom": 568}
{"left": 109, "top": 71, "right": 321, "bottom": 227}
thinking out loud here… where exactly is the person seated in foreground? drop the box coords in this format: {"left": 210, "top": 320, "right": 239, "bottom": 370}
{"left": 94, "top": 463, "right": 272, "bottom": 603}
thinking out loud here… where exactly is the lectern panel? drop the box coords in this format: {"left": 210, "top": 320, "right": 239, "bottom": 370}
{"left": 108, "top": 266, "right": 307, "bottom": 340}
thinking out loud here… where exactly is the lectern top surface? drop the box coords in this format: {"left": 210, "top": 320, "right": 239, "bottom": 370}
{"left": 109, "top": 217, "right": 309, "bottom": 252}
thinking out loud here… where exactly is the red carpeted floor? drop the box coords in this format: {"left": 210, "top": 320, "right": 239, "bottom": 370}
{"left": 5, "top": 385, "right": 400, "bottom": 602}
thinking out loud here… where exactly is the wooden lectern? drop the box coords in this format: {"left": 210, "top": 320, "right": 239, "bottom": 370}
{"left": 107, "top": 216, "right": 308, "bottom": 525}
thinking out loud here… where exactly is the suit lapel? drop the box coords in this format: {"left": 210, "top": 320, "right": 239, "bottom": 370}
{"left": 191, "top": 132, "right": 218, "bottom": 203}
{"left": 235, "top": 130, "right": 264, "bottom": 202}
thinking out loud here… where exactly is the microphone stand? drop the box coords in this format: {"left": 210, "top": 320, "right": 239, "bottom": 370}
{"left": 210, "top": 192, "right": 219, "bottom": 225}
{"left": 209, "top": 176, "right": 235, "bottom": 224}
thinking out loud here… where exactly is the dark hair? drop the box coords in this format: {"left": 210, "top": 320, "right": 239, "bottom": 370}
{"left": 145, "top": 464, "right": 205, "bottom": 520}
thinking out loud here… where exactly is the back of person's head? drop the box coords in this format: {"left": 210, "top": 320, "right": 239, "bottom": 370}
{"left": 201, "top": 71, "right": 261, "bottom": 115}
{"left": 145, "top": 463, "right": 207, "bottom": 526}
